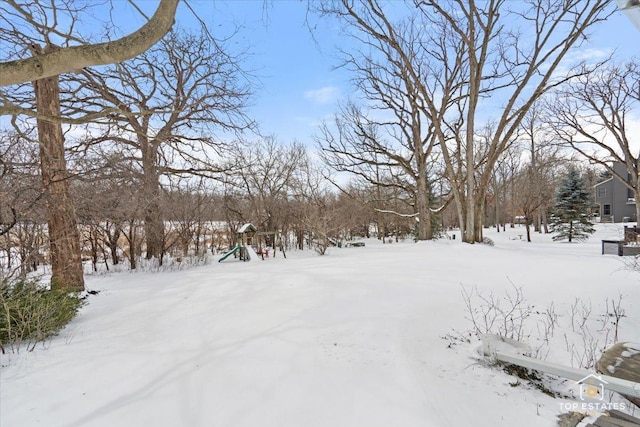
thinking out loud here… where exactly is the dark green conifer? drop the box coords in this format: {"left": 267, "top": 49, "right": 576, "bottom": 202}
{"left": 550, "top": 168, "right": 595, "bottom": 242}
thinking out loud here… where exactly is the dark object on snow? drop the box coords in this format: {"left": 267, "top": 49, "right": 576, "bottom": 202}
{"left": 597, "top": 342, "right": 640, "bottom": 407}
{"left": 482, "top": 237, "right": 494, "bottom": 246}
{"left": 345, "top": 242, "right": 365, "bottom": 247}
{"left": 624, "top": 226, "right": 638, "bottom": 243}
{"left": 601, "top": 239, "right": 640, "bottom": 256}
{"left": 602, "top": 226, "right": 640, "bottom": 256}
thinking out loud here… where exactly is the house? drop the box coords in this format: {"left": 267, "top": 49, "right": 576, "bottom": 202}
{"left": 594, "top": 162, "right": 636, "bottom": 222}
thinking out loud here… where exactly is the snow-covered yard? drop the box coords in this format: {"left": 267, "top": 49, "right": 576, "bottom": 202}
{"left": 1, "top": 224, "right": 638, "bottom": 427}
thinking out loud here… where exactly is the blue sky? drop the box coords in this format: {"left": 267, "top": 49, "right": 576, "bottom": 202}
{"left": 115, "top": 0, "right": 349, "bottom": 145}
{"left": 4, "top": 1, "right": 638, "bottom": 146}
{"left": 170, "top": 0, "right": 638, "bottom": 147}
{"left": 178, "top": 0, "right": 351, "bottom": 145}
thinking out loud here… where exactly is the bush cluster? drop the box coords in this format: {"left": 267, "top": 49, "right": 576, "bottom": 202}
{"left": 0, "top": 277, "right": 85, "bottom": 353}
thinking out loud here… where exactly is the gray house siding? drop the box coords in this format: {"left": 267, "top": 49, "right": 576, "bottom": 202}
{"left": 594, "top": 162, "right": 636, "bottom": 222}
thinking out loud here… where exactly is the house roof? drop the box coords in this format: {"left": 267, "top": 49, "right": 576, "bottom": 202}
{"left": 594, "top": 177, "right": 613, "bottom": 187}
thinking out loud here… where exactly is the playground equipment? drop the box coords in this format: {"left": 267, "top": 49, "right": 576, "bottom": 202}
{"left": 218, "top": 223, "right": 256, "bottom": 262}
{"left": 218, "top": 223, "right": 286, "bottom": 262}
{"left": 218, "top": 244, "right": 241, "bottom": 262}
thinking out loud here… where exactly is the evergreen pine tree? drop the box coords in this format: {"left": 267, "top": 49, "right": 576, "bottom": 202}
{"left": 550, "top": 167, "right": 595, "bottom": 242}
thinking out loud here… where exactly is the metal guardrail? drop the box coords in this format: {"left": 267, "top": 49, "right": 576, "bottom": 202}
{"left": 495, "top": 351, "right": 640, "bottom": 399}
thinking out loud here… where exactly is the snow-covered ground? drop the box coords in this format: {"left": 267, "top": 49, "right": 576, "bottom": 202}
{"left": 1, "top": 224, "right": 638, "bottom": 427}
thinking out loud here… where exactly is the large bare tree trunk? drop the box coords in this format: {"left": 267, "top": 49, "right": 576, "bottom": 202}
{"left": 34, "top": 72, "right": 84, "bottom": 291}
{"left": 415, "top": 154, "right": 432, "bottom": 240}
{"left": 473, "top": 196, "right": 485, "bottom": 242}
{"left": 463, "top": 145, "right": 476, "bottom": 243}
{"left": 141, "top": 146, "right": 164, "bottom": 260}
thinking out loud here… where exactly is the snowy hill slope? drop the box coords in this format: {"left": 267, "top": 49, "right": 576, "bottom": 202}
{"left": 1, "top": 224, "right": 638, "bottom": 427}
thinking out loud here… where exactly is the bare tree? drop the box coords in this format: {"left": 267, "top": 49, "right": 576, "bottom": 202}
{"left": 293, "top": 162, "right": 342, "bottom": 255}
{"left": 226, "top": 137, "right": 306, "bottom": 241}
{"left": 547, "top": 61, "right": 640, "bottom": 224}
{"left": 318, "top": 102, "right": 441, "bottom": 240}
{"left": 333, "top": 182, "right": 379, "bottom": 240}
{"left": 163, "top": 179, "right": 217, "bottom": 258}
{"left": 73, "top": 157, "right": 142, "bottom": 271}
{"left": 489, "top": 150, "right": 517, "bottom": 233}
{"left": 33, "top": 56, "right": 86, "bottom": 289}
{"left": 317, "top": 0, "right": 612, "bottom": 243}
{"left": 513, "top": 106, "right": 565, "bottom": 240}
{"left": 0, "top": 132, "right": 38, "bottom": 237}
{"left": 313, "top": 4, "right": 443, "bottom": 241}
{"left": 513, "top": 165, "right": 549, "bottom": 242}
{"left": 0, "top": 131, "right": 45, "bottom": 277}
{"left": 1, "top": 1, "right": 180, "bottom": 290}
{"left": 71, "top": 30, "right": 254, "bottom": 261}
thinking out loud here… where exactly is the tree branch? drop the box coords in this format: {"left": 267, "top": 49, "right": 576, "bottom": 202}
{"left": 0, "top": 0, "right": 179, "bottom": 87}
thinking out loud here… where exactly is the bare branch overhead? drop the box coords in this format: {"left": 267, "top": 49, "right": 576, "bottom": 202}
{"left": 0, "top": 0, "right": 179, "bottom": 87}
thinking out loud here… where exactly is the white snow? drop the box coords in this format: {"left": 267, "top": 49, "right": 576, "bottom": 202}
{"left": 622, "top": 342, "right": 640, "bottom": 358}
{"left": 480, "top": 334, "right": 532, "bottom": 358}
{"left": 1, "top": 224, "right": 639, "bottom": 427}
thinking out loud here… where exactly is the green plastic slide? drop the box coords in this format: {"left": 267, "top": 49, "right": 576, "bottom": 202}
{"left": 218, "top": 244, "right": 241, "bottom": 262}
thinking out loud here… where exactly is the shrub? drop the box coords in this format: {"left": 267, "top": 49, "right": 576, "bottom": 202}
{"left": 0, "top": 277, "right": 85, "bottom": 353}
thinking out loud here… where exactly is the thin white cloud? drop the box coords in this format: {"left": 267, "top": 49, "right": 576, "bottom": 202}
{"left": 304, "top": 86, "right": 341, "bottom": 104}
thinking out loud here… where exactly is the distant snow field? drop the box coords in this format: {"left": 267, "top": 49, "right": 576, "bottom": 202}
{"left": 1, "top": 223, "right": 638, "bottom": 427}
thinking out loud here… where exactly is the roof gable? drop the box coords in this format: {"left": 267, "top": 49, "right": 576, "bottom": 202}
{"left": 238, "top": 223, "right": 256, "bottom": 233}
